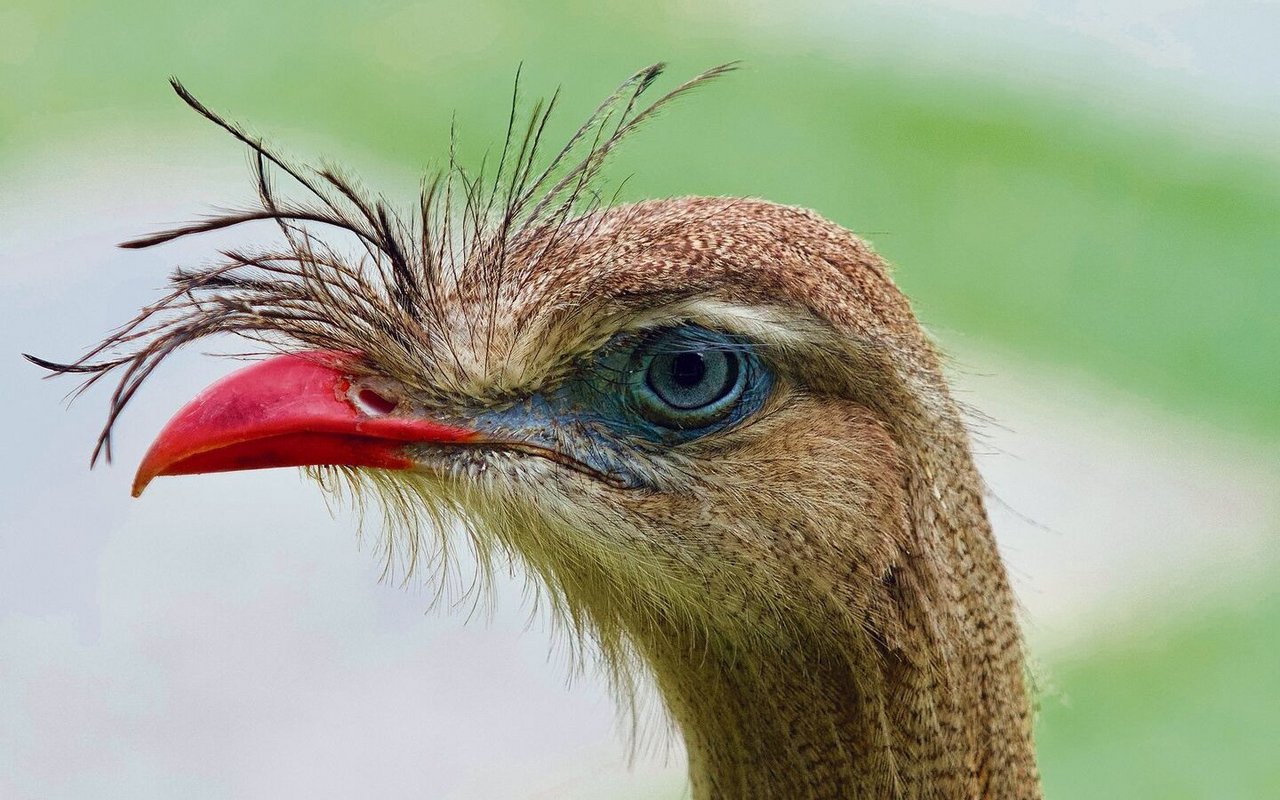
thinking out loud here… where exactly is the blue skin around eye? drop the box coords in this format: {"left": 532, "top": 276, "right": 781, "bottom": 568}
{"left": 467, "top": 326, "right": 773, "bottom": 488}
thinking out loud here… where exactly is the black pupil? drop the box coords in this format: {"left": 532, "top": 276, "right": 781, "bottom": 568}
{"left": 670, "top": 352, "right": 706, "bottom": 387}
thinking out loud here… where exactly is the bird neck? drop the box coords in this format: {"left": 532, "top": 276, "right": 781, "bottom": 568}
{"left": 645, "top": 624, "right": 909, "bottom": 798}
{"left": 638, "top": 417, "right": 1040, "bottom": 799}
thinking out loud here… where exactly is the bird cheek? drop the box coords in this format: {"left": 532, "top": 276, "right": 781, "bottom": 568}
{"left": 459, "top": 400, "right": 648, "bottom": 490}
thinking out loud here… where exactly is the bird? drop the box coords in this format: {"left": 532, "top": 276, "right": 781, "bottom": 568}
{"left": 30, "top": 64, "right": 1041, "bottom": 799}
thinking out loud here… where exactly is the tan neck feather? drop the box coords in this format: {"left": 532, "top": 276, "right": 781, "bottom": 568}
{"left": 626, "top": 403, "right": 1041, "bottom": 799}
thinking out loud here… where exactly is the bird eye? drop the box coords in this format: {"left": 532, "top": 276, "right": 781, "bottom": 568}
{"left": 629, "top": 329, "right": 752, "bottom": 431}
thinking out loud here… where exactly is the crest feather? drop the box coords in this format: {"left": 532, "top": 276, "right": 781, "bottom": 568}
{"left": 25, "top": 62, "right": 738, "bottom": 466}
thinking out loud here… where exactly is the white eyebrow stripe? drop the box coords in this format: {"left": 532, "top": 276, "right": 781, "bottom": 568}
{"left": 618, "top": 298, "right": 835, "bottom": 351}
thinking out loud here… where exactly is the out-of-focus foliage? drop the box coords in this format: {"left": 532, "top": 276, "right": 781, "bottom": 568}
{"left": 1038, "top": 572, "right": 1280, "bottom": 798}
{"left": 4, "top": 0, "right": 1276, "bottom": 437}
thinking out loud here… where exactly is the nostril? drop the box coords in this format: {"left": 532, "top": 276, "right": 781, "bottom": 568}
{"left": 354, "top": 387, "right": 398, "bottom": 416}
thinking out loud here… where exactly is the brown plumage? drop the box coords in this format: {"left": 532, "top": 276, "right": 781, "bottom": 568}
{"left": 31, "top": 65, "right": 1041, "bottom": 798}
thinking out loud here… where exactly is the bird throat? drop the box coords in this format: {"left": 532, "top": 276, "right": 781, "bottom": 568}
{"left": 622, "top": 429, "right": 1041, "bottom": 799}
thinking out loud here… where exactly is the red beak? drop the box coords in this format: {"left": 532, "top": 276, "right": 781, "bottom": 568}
{"left": 132, "top": 351, "right": 477, "bottom": 497}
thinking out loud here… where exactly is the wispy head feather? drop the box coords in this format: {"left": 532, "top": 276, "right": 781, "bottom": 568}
{"left": 25, "top": 62, "right": 738, "bottom": 467}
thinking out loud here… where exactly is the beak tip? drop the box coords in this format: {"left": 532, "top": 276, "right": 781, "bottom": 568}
{"left": 131, "top": 460, "right": 160, "bottom": 497}
{"left": 131, "top": 475, "right": 150, "bottom": 498}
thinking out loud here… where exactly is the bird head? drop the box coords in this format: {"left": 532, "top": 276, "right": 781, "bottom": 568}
{"left": 121, "top": 195, "right": 923, "bottom": 647}
{"left": 31, "top": 65, "right": 1039, "bottom": 797}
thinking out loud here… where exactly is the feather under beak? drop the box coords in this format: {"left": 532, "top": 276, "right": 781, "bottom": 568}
{"left": 131, "top": 351, "right": 478, "bottom": 497}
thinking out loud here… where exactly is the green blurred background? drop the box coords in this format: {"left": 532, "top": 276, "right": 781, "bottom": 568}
{"left": 2, "top": 1, "right": 1276, "bottom": 796}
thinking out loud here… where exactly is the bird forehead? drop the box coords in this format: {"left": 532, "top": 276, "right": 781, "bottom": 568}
{"left": 500, "top": 197, "right": 905, "bottom": 342}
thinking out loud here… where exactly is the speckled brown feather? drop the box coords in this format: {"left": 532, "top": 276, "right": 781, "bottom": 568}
{"left": 489, "top": 197, "right": 1043, "bottom": 798}
{"left": 31, "top": 67, "right": 1041, "bottom": 799}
